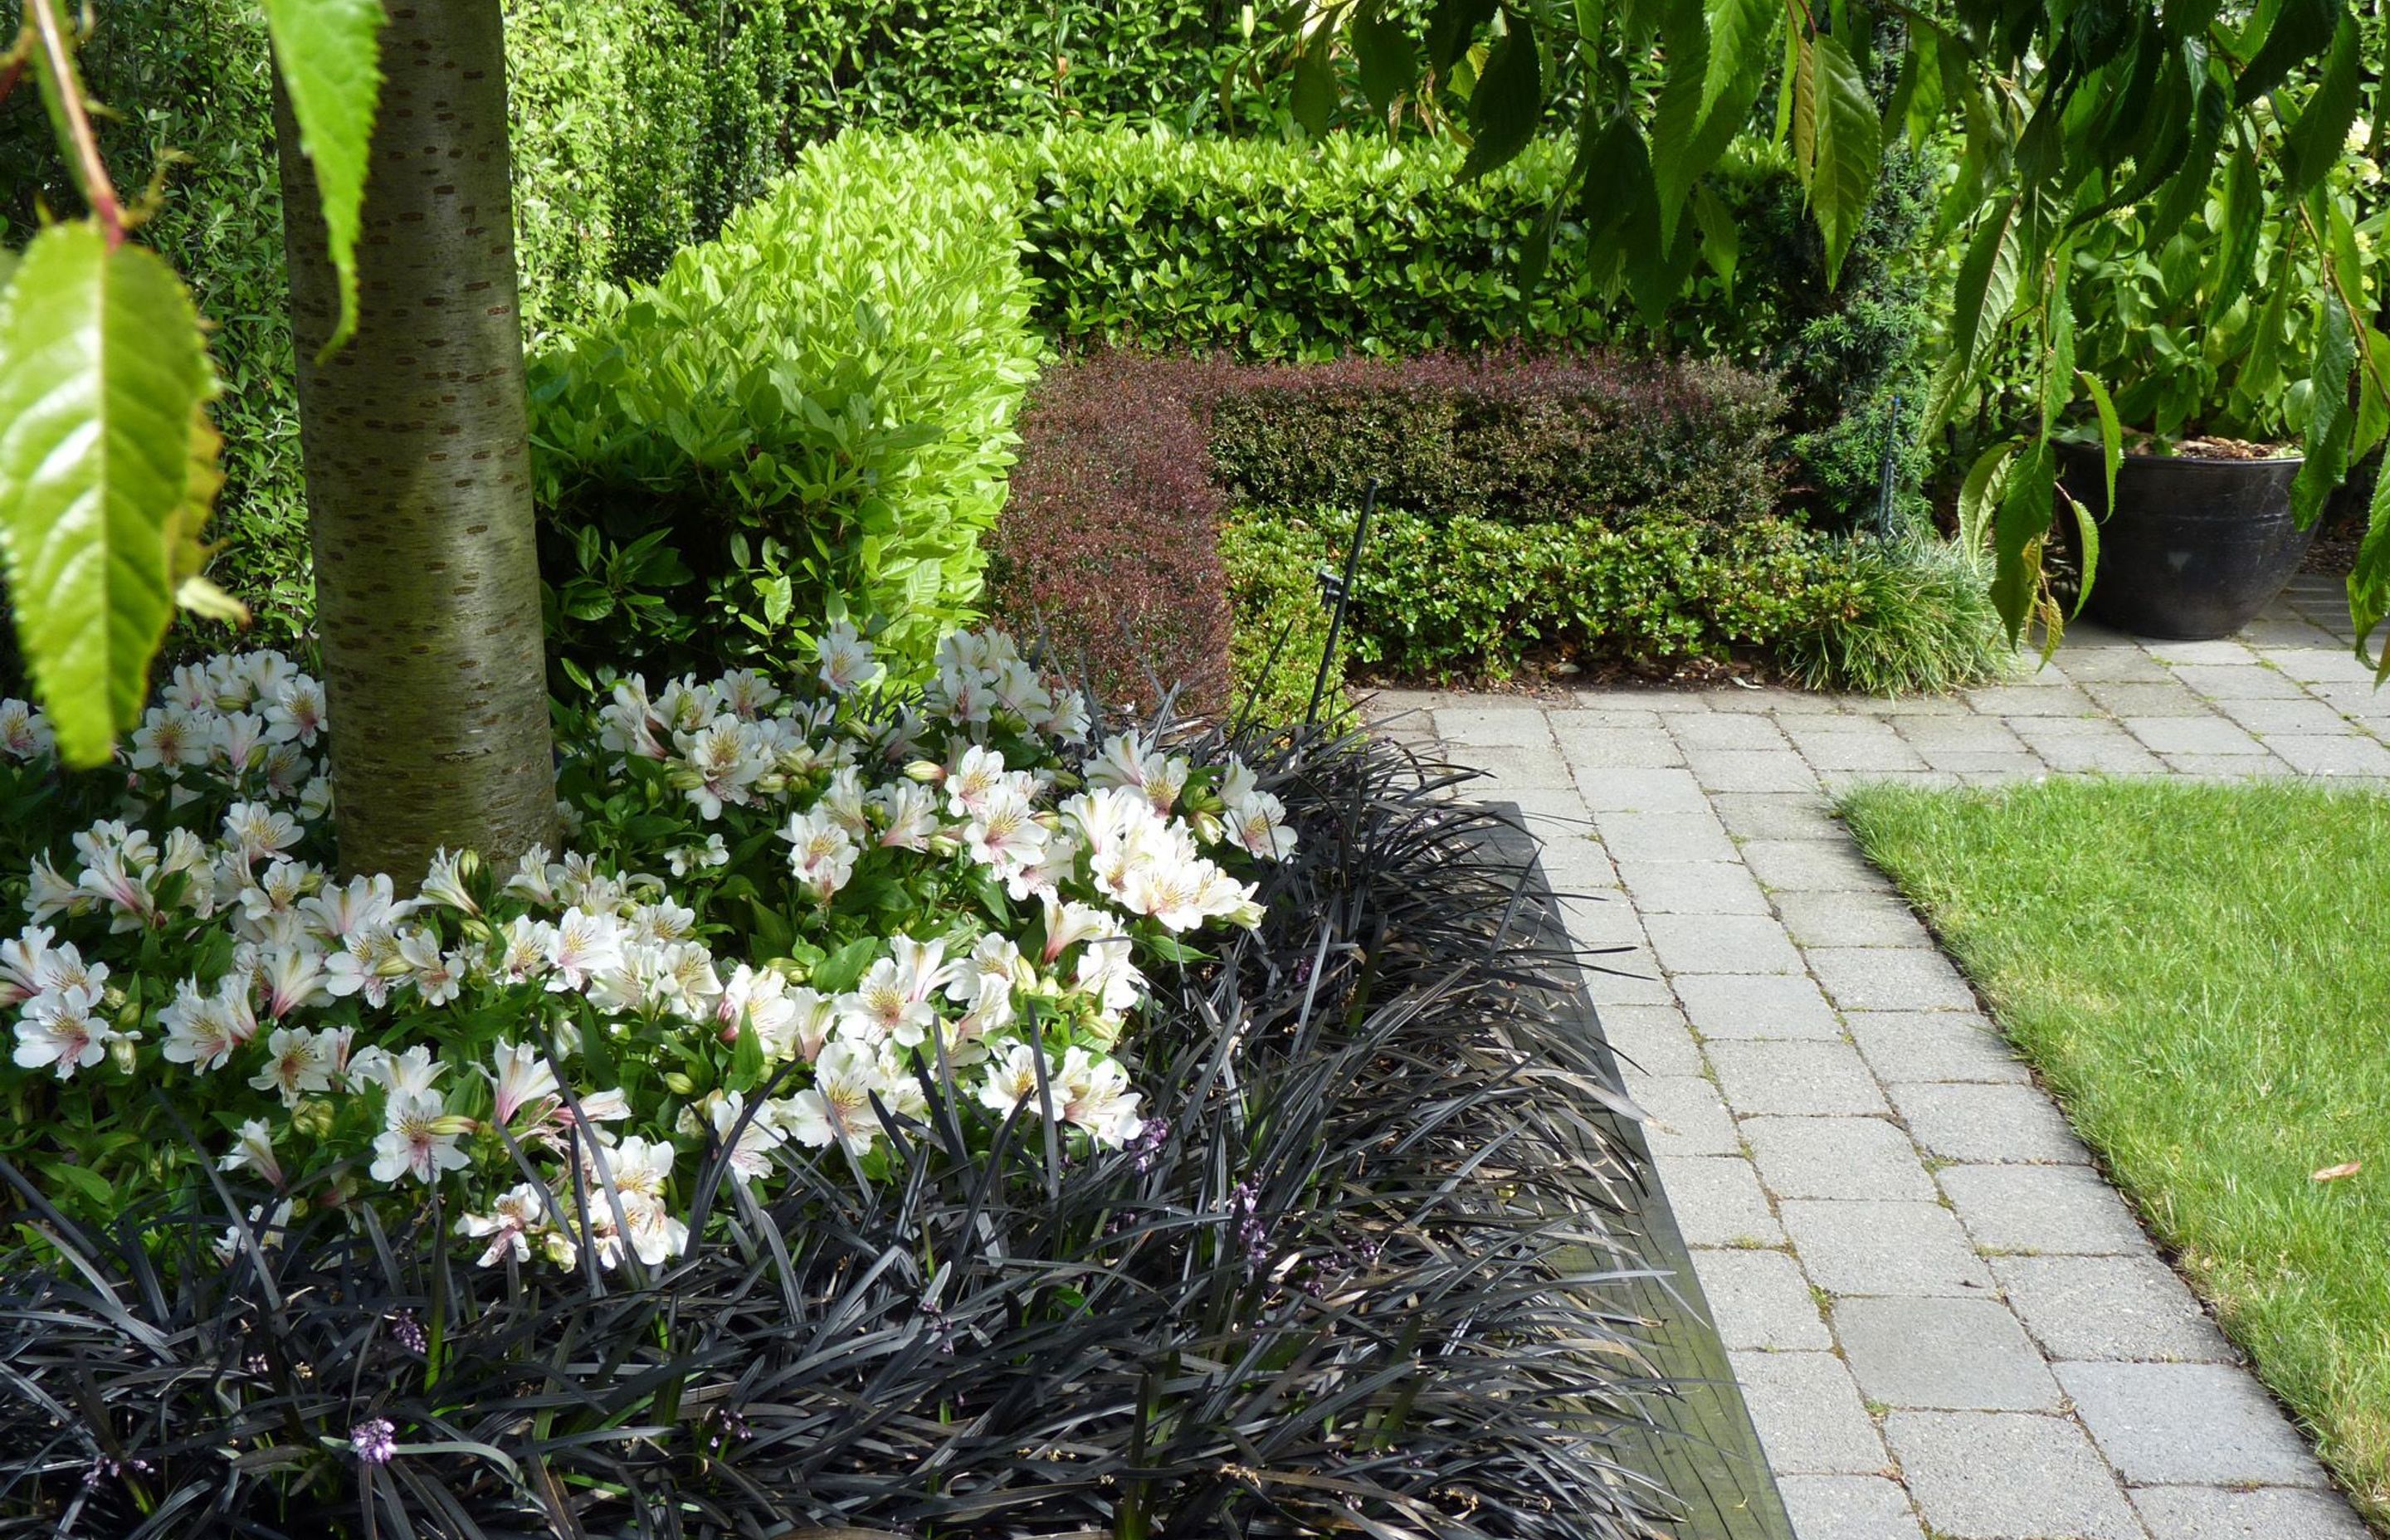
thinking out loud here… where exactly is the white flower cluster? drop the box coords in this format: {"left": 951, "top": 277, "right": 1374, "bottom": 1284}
{"left": 0, "top": 625, "right": 1297, "bottom": 1275}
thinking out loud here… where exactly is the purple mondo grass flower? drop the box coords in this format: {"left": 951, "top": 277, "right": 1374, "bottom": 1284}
{"left": 388, "top": 1309, "right": 427, "bottom": 1355}
{"left": 1227, "top": 1180, "right": 1271, "bottom": 1274}
{"left": 1128, "top": 1116, "right": 1170, "bottom": 1172}
{"left": 350, "top": 1418, "right": 398, "bottom": 1465}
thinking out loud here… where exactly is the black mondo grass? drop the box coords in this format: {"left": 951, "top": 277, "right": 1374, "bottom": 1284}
{"left": 1, "top": 732, "right": 1678, "bottom": 1540}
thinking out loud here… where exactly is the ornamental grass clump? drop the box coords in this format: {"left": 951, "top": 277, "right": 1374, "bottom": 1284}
{"left": 0, "top": 666, "right": 1671, "bottom": 1538}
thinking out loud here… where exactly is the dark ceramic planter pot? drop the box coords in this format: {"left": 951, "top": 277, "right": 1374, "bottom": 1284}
{"left": 2056, "top": 443, "right": 2314, "bottom": 641}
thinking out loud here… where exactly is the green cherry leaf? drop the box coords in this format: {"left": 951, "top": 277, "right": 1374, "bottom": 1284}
{"left": 264, "top": 0, "right": 388, "bottom": 359}
{"left": 0, "top": 223, "right": 222, "bottom": 767}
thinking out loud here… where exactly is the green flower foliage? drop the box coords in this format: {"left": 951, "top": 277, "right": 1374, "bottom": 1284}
{"left": 529, "top": 134, "right": 1041, "bottom": 684}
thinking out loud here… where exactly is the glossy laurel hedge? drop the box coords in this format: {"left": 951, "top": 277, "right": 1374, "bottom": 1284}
{"left": 529, "top": 134, "right": 1041, "bottom": 683}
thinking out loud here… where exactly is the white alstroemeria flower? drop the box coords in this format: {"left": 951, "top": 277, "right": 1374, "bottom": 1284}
{"left": 1040, "top": 895, "right": 1119, "bottom": 967}
{"left": 490, "top": 915, "right": 553, "bottom": 984}
{"left": 262, "top": 675, "right": 328, "bottom": 747}
{"left": 674, "top": 714, "right": 773, "bottom": 819}
{"left": 0, "top": 926, "right": 53, "bottom": 1007}
{"left": 871, "top": 780, "right": 941, "bottom": 851}
{"left": 974, "top": 1042, "right": 1051, "bottom": 1122}
{"left": 504, "top": 844, "right": 560, "bottom": 906}
{"left": 25, "top": 855, "right": 83, "bottom": 925}
{"left": 783, "top": 808, "right": 857, "bottom": 904}
{"left": 370, "top": 1089, "right": 471, "bottom": 1186}
{"left": 323, "top": 925, "right": 402, "bottom": 1007}
{"left": 621, "top": 1192, "right": 690, "bottom": 1266}
{"left": 587, "top": 1133, "right": 676, "bottom": 1206}
{"left": 776, "top": 1041, "right": 888, "bottom": 1153}
{"left": 1058, "top": 1047, "right": 1144, "bottom": 1148}
{"left": 484, "top": 1040, "right": 562, "bottom": 1125}
{"left": 816, "top": 621, "right": 883, "bottom": 696}
{"left": 943, "top": 745, "right": 1010, "bottom": 820}
{"left": 964, "top": 790, "right": 1047, "bottom": 880}
{"left": 816, "top": 765, "right": 872, "bottom": 839}
{"left": 397, "top": 928, "right": 466, "bottom": 1006}
{"left": 217, "top": 1118, "right": 285, "bottom": 1186}
{"left": 1089, "top": 731, "right": 1190, "bottom": 814}
{"left": 543, "top": 907, "right": 626, "bottom": 993}
{"left": 129, "top": 705, "right": 211, "bottom": 772}
{"left": 214, "top": 711, "right": 270, "bottom": 778}
{"left": 456, "top": 1182, "right": 549, "bottom": 1266}
{"left": 12, "top": 986, "right": 119, "bottom": 1079}
{"left": 159, "top": 977, "right": 256, "bottom": 1073}
{"left": 222, "top": 802, "right": 300, "bottom": 868}
{"left": 718, "top": 667, "right": 781, "bottom": 719}
{"left": 259, "top": 943, "right": 334, "bottom": 1020}
{"left": 1221, "top": 762, "right": 1299, "bottom": 860}
{"left": 685, "top": 1089, "right": 784, "bottom": 1183}
{"left": 418, "top": 849, "right": 480, "bottom": 916}
{"left": 250, "top": 1025, "right": 334, "bottom": 1105}
{"left": 0, "top": 698, "right": 54, "bottom": 760}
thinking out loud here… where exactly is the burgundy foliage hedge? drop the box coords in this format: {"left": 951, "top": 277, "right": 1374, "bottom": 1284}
{"left": 989, "top": 349, "right": 1786, "bottom": 707}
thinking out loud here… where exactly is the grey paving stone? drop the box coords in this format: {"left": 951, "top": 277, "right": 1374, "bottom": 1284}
{"left": 1732, "top": 1351, "right": 1891, "bottom": 1475}
{"left": 1890, "top": 1082, "right": 2091, "bottom": 1165}
{"left": 1816, "top": 768, "right": 1966, "bottom": 795}
{"left": 2144, "top": 638, "right": 2256, "bottom": 665}
{"left": 1914, "top": 748, "right": 2051, "bottom": 777}
{"left": 1675, "top": 972, "right": 1844, "bottom": 1040}
{"left": 2058, "top": 1362, "right": 2329, "bottom": 1487}
{"left": 2264, "top": 645, "right": 2388, "bottom": 685}
{"left": 1632, "top": 1074, "right": 1742, "bottom": 1157}
{"left": 1690, "top": 1246, "right": 1832, "bottom": 1350}
{"left": 2122, "top": 714, "right": 2270, "bottom": 756}
{"left": 1990, "top": 1255, "right": 2233, "bottom": 1363}
{"left": 1551, "top": 894, "right": 1649, "bottom": 949}
{"left": 1551, "top": 726, "right": 1685, "bottom": 768}
{"left": 1597, "top": 1003, "right": 1704, "bottom": 1079}
{"left": 1432, "top": 706, "right": 1555, "bottom": 747}
{"left": 1778, "top": 1199, "right": 1993, "bottom": 1297}
{"left": 2210, "top": 694, "right": 2360, "bottom": 736}
{"left": 1683, "top": 748, "right": 1822, "bottom": 792}
{"left": 2054, "top": 645, "right": 2174, "bottom": 683}
{"left": 2015, "top": 729, "right": 2169, "bottom": 774}
{"left": 1658, "top": 1154, "right": 1785, "bottom": 1246}
{"left": 1936, "top": 1163, "right": 2153, "bottom": 1256}
{"left": 1884, "top": 1411, "right": 2145, "bottom": 1540}
{"left": 1563, "top": 685, "right": 1700, "bottom": 710}
{"left": 1832, "top": 1296, "right": 2061, "bottom": 1411}
{"left": 1597, "top": 809, "right": 1741, "bottom": 864}
{"left": 1646, "top": 912, "right": 1806, "bottom": 975}
{"left": 1866, "top": 692, "right": 1983, "bottom": 715}
{"left": 1580, "top": 958, "right": 1675, "bottom": 1008}
{"left": 1573, "top": 765, "right": 1712, "bottom": 812}
{"left": 2162, "top": 751, "right": 2299, "bottom": 777}
{"left": 1448, "top": 742, "right": 1583, "bottom": 790}
{"left": 1773, "top": 890, "right": 1934, "bottom": 949}
{"left": 1712, "top": 791, "right": 1846, "bottom": 841}
{"left": 1708, "top": 1040, "right": 1890, "bottom": 1116}
{"left": 1743, "top": 839, "right": 1895, "bottom": 893}
{"left": 2085, "top": 679, "right": 2214, "bottom": 717}
{"left": 1774, "top": 1475, "right": 1927, "bottom": 1540}
{"left": 2168, "top": 664, "right": 2305, "bottom": 699}
{"left": 1780, "top": 716, "right": 1915, "bottom": 753}
{"left": 2131, "top": 1484, "right": 2373, "bottom": 1540}
{"left": 1896, "top": 714, "right": 2033, "bottom": 751}
{"left": 1745, "top": 1116, "right": 1938, "bottom": 1202}
{"left": 1671, "top": 712, "right": 1793, "bottom": 750}
{"left": 1964, "top": 684, "right": 2101, "bottom": 718}
{"left": 1807, "top": 947, "right": 1978, "bottom": 1012}
{"left": 2264, "top": 733, "right": 2390, "bottom": 776}
{"left": 1544, "top": 706, "right": 1666, "bottom": 732}
{"left": 1615, "top": 858, "right": 1775, "bottom": 915}
{"left": 1846, "top": 1011, "right": 2030, "bottom": 1084}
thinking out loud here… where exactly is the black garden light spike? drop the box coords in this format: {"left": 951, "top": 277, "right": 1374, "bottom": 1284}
{"left": 1876, "top": 392, "right": 1905, "bottom": 539}
{"left": 1307, "top": 480, "right": 1377, "bottom": 728}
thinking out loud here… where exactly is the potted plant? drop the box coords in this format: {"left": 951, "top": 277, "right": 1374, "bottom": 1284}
{"left": 2054, "top": 150, "right": 2382, "bottom": 640}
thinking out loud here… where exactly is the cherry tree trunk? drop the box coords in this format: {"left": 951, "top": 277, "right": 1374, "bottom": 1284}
{"left": 274, "top": 0, "right": 555, "bottom": 880}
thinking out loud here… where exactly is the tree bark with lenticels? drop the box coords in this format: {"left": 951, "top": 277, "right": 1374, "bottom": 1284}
{"left": 273, "top": 0, "right": 555, "bottom": 881}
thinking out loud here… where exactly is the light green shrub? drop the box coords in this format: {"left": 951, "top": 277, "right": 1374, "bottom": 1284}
{"left": 1779, "top": 537, "right": 2015, "bottom": 696}
{"left": 529, "top": 134, "right": 1041, "bottom": 680}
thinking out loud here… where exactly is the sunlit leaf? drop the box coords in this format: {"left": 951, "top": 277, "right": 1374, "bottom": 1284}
{"left": 2293, "top": 291, "right": 2355, "bottom": 530}
{"left": 1801, "top": 32, "right": 1881, "bottom": 285}
{"left": 2281, "top": 12, "right": 2359, "bottom": 199}
{"left": 262, "top": 0, "right": 388, "bottom": 359}
{"left": 1459, "top": 14, "right": 1542, "bottom": 178}
{"left": 0, "top": 222, "right": 220, "bottom": 766}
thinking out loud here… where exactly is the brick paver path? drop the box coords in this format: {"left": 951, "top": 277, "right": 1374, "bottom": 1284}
{"left": 1369, "top": 578, "right": 2383, "bottom": 1540}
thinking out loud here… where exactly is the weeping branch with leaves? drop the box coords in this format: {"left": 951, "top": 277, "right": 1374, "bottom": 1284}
{"left": 1243, "top": 0, "right": 2390, "bottom": 675}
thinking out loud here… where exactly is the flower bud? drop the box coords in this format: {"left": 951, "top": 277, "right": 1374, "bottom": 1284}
{"left": 905, "top": 760, "right": 945, "bottom": 783}
{"left": 432, "top": 1115, "right": 480, "bottom": 1138}
{"left": 292, "top": 1098, "right": 337, "bottom": 1139}
{"left": 662, "top": 1071, "right": 698, "bottom": 1096}
{"left": 108, "top": 1035, "right": 139, "bottom": 1075}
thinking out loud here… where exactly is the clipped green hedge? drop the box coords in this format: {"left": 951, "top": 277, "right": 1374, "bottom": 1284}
{"left": 529, "top": 134, "right": 1041, "bottom": 680}
{"left": 1206, "top": 353, "right": 1784, "bottom": 526}
{"left": 1242, "top": 506, "right": 1859, "bottom": 681}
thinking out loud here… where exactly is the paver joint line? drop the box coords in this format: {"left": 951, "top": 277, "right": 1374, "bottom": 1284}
{"left": 1376, "top": 590, "right": 2374, "bottom": 1538}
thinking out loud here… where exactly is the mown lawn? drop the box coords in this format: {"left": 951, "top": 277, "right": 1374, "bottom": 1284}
{"left": 1840, "top": 778, "right": 2390, "bottom": 1522}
